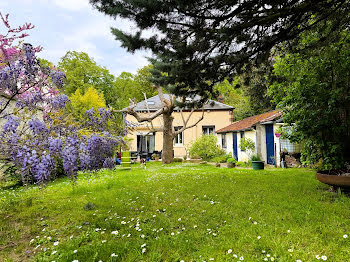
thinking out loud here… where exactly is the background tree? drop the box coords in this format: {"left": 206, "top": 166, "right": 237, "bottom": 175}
{"left": 114, "top": 65, "right": 157, "bottom": 109}
{"left": 268, "top": 29, "right": 350, "bottom": 170}
{"left": 90, "top": 0, "right": 350, "bottom": 101}
{"left": 213, "top": 78, "right": 253, "bottom": 121}
{"left": 58, "top": 51, "right": 117, "bottom": 107}
{"left": 68, "top": 86, "right": 106, "bottom": 121}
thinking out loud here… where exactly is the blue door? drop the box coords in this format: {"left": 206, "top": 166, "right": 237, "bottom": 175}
{"left": 232, "top": 133, "right": 238, "bottom": 161}
{"left": 265, "top": 124, "right": 275, "bottom": 165}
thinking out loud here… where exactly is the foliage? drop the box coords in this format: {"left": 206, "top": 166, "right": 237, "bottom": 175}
{"left": 172, "top": 158, "right": 183, "bottom": 162}
{"left": 2, "top": 164, "right": 349, "bottom": 261}
{"left": 269, "top": 29, "right": 350, "bottom": 170}
{"left": 68, "top": 86, "right": 106, "bottom": 121}
{"left": 236, "top": 161, "right": 251, "bottom": 167}
{"left": 114, "top": 65, "right": 157, "bottom": 109}
{"left": 210, "top": 154, "right": 232, "bottom": 164}
{"left": 239, "top": 137, "right": 255, "bottom": 153}
{"left": 189, "top": 135, "right": 225, "bottom": 161}
{"left": 251, "top": 154, "right": 262, "bottom": 161}
{"left": 0, "top": 14, "right": 124, "bottom": 186}
{"left": 240, "top": 62, "right": 276, "bottom": 114}
{"left": 0, "top": 12, "right": 64, "bottom": 118}
{"left": 226, "top": 157, "right": 236, "bottom": 164}
{"left": 58, "top": 51, "right": 116, "bottom": 106}
{"left": 213, "top": 78, "right": 253, "bottom": 121}
{"left": 90, "top": 0, "right": 350, "bottom": 104}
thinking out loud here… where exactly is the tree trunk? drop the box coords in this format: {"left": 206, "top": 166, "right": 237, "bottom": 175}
{"left": 162, "top": 111, "right": 174, "bottom": 164}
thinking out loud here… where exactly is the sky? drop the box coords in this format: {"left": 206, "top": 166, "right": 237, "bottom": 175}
{"left": 0, "top": 0, "right": 150, "bottom": 76}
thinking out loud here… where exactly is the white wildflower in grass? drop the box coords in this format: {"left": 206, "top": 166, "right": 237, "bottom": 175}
{"left": 193, "top": 225, "right": 197, "bottom": 228}
{"left": 140, "top": 234, "right": 145, "bottom": 238}
{"left": 30, "top": 239, "right": 35, "bottom": 244}
{"left": 249, "top": 217, "right": 252, "bottom": 220}
{"left": 111, "top": 253, "right": 118, "bottom": 257}
{"left": 72, "top": 260, "right": 79, "bottom": 262}
{"left": 171, "top": 232, "right": 175, "bottom": 236}
{"left": 253, "top": 221, "right": 258, "bottom": 225}
{"left": 321, "top": 255, "right": 327, "bottom": 260}
{"left": 95, "top": 228, "right": 100, "bottom": 232}
{"left": 142, "top": 248, "right": 146, "bottom": 254}
{"left": 53, "top": 241, "right": 59, "bottom": 246}
{"left": 102, "top": 240, "right": 107, "bottom": 243}
{"left": 180, "top": 260, "right": 184, "bottom": 262}
{"left": 51, "top": 251, "right": 57, "bottom": 255}
{"left": 209, "top": 258, "right": 214, "bottom": 261}
{"left": 178, "top": 218, "right": 181, "bottom": 221}
{"left": 233, "top": 254, "right": 238, "bottom": 258}
{"left": 267, "top": 254, "right": 270, "bottom": 257}
{"left": 343, "top": 234, "right": 348, "bottom": 239}
{"left": 111, "top": 231, "right": 118, "bottom": 235}
{"left": 121, "top": 221, "right": 126, "bottom": 224}
{"left": 127, "top": 234, "right": 131, "bottom": 237}
{"left": 257, "top": 236, "right": 261, "bottom": 240}
{"left": 316, "top": 255, "right": 320, "bottom": 260}
{"left": 271, "top": 257, "right": 275, "bottom": 261}
{"left": 239, "top": 256, "right": 244, "bottom": 260}
{"left": 73, "top": 250, "right": 77, "bottom": 253}
{"left": 141, "top": 243, "right": 146, "bottom": 248}
{"left": 227, "top": 249, "right": 232, "bottom": 254}
{"left": 264, "top": 258, "right": 268, "bottom": 261}
{"left": 262, "top": 250, "right": 266, "bottom": 253}
{"left": 288, "top": 249, "right": 293, "bottom": 252}
{"left": 47, "top": 236, "right": 52, "bottom": 241}
{"left": 296, "top": 260, "right": 302, "bottom": 262}
{"left": 287, "top": 230, "right": 291, "bottom": 233}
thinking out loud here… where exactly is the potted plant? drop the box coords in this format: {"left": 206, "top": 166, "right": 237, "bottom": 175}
{"left": 227, "top": 158, "right": 236, "bottom": 168}
{"left": 251, "top": 154, "right": 264, "bottom": 170}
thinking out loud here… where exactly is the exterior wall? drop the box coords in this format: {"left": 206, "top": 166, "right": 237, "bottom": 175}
{"left": 219, "top": 123, "right": 283, "bottom": 165}
{"left": 237, "top": 130, "right": 256, "bottom": 162}
{"left": 125, "top": 109, "right": 233, "bottom": 158}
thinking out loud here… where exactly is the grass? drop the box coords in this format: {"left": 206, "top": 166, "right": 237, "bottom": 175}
{"left": 0, "top": 163, "right": 349, "bottom": 262}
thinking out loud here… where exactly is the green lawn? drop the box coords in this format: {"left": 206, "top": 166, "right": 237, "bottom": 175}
{"left": 0, "top": 163, "right": 349, "bottom": 262}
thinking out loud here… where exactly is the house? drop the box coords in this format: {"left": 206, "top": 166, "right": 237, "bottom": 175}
{"left": 216, "top": 110, "right": 300, "bottom": 166}
{"left": 124, "top": 94, "right": 234, "bottom": 158}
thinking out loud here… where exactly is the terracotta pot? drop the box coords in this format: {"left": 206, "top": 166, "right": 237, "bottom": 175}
{"left": 316, "top": 172, "right": 350, "bottom": 188}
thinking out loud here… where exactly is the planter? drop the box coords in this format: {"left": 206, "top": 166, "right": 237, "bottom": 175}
{"left": 227, "top": 162, "right": 235, "bottom": 168}
{"left": 316, "top": 172, "right": 350, "bottom": 188}
{"left": 252, "top": 161, "right": 264, "bottom": 170}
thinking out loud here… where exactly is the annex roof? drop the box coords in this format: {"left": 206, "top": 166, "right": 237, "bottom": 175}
{"left": 125, "top": 94, "right": 234, "bottom": 111}
{"left": 216, "top": 110, "right": 282, "bottom": 133}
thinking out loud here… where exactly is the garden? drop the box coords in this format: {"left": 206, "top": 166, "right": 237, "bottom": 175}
{"left": 1, "top": 2, "right": 350, "bottom": 262}
{"left": 1, "top": 163, "right": 349, "bottom": 262}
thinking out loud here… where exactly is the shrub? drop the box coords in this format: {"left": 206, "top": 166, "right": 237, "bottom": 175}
{"left": 173, "top": 158, "right": 183, "bottom": 162}
{"left": 189, "top": 135, "right": 225, "bottom": 161}
{"left": 227, "top": 158, "right": 236, "bottom": 164}
{"left": 210, "top": 153, "right": 232, "bottom": 163}
{"left": 236, "top": 161, "right": 251, "bottom": 167}
{"left": 239, "top": 137, "right": 255, "bottom": 152}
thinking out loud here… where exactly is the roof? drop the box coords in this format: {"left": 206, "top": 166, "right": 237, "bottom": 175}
{"left": 217, "top": 110, "right": 282, "bottom": 133}
{"left": 124, "top": 94, "right": 234, "bottom": 111}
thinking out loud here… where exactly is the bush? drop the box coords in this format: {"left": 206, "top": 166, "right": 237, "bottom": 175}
{"left": 172, "top": 158, "right": 183, "bottom": 162}
{"left": 210, "top": 153, "right": 232, "bottom": 163}
{"left": 236, "top": 161, "right": 251, "bottom": 167}
{"left": 189, "top": 135, "right": 225, "bottom": 161}
{"left": 227, "top": 158, "right": 236, "bottom": 164}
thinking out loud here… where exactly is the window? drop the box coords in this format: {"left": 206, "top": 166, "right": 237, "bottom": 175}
{"left": 222, "top": 133, "right": 227, "bottom": 148}
{"left": 202, "top": 126, "right": 215, "bottom": 135}
{"left": 174, "top": 126, "right": 183, "bottom": 145}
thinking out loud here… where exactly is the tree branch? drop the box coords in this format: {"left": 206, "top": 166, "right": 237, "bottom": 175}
{"left": 175, "top": 109, "right": 204, "bottom": 135}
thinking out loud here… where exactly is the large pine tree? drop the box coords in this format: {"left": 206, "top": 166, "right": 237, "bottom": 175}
{"left": 89, "top": 0, "right": 350, "bottom": 100}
